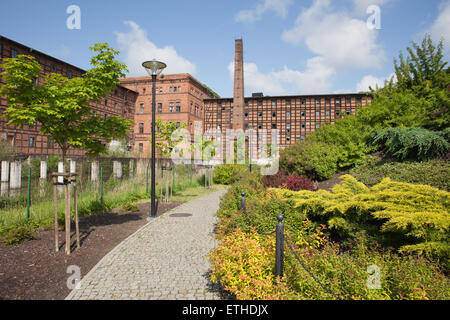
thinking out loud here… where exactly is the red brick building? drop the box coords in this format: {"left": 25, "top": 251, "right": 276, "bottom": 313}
{"left": 0, "top": 35, "right": 138, "bottom": 158}
{"left": 204, "top": 93, "right": 373, "bottom": 153}
{"left": 203, "top": 39, "right": 373, "bottom": 158}
{"left": 120, "top": 74, "right": 218, "bottom": 157}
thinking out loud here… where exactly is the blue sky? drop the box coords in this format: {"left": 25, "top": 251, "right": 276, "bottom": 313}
{"left": 0, "top": 0, "right": 449, "bottom": 97}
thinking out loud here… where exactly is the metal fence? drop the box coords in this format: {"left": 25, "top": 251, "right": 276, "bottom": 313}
{"left": 240, "top": 192, "right": 343, "bottom": 300}
{"left": 0, "top": 156, "right": 209, "bottom": 212}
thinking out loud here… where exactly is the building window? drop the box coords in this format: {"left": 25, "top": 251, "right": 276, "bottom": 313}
{"left": 286, "top": 136, "right": 291, "bottom": 141}
{"left": 346, "top": 97, "right": 352, "bottom": 105}
{"left": 336, "top": 111, "right": 341, "bottom": 116}
{"left": 157, "top": 103, "right": 162, "bottom": 113}
{"left": 50, "top": 64, "right": 57, "bottom": 73}
{"left": 173, "top": 86, "right": 177, "bottom": 93}
{"left": 335, "top": 98, "right": 341, "bottom": 105}
{"left": 258, "top": 112, "right": 263, "bottom": 117}
{"left": 258, "top": 100, "right": 262, "bottom": 106}
{"left": 301, "top": 111, "right": 306, "bottom": 117}
{"left": 271, "top": 123, "right": 277, "bottom": 129}
{"left": 286, "top": 123, "right": 291, "bottom": 130}
{"left": 28, "top": 137, "right": 35, "bottom": 147}
{"left": 176, "top": 102, "right": 181, "bottom": 112}
{"left": 67, "top": 71, "right": 72, "bottom": 79}
{"left": 271, "top": 100, "right": 277, "bottom": 106}
{"left": 140, "top": 103, "right": 144, "bottom": 114}
{"left": 143, "top": 88, "right": 146, "bottom": 95}
{"left": 325, "top": 98, "right": 331, "bottom": 105}
{"left": 104, "top": 99, "right": 108, "bottom": 106}
{"left": 272, "top": 112, "right": 277, "bottom": 117}
{"left": 286, "top": 111, "right": 291, "bottom": 117}
{"left": 138, "top": 143, "right": 143, "bottom": 153}
{"left": 159, "top": 87, "right": 162, "bottom": 93}
{"left": 316, "top": 111, "right": 320, "bottom": 117}
{"left": 346, "top": 110, "right": 351, "bottom": 115}
{"left": 315, "top": 124, "right": 320, "bottom": 129}
{"left": 301, "top": 123, "right": 306, "bottom": 129}
{"left": 217, "top": 113, "right": 222, "bottom": 119}
{"left": 114, "top": 103, "right": 118, "bottom": 110}
{"left": 244, "top": 112, "right": 249, "bottom": 118}
{"left": 301, "top": 98, "right": 306, "bottom": 105}
{"left": 258, "top": 124, "right": 263, "bottom": 129}
{"left": 286, "top": 99, "right": 291, "bottom": 106}
{"left": 11, "top": 49, "right": 18, "bottom": 58}
{"left": 139, "top": 123, "right": 144, "bottom": 134}
{"left": 301, "top": 135, "right": 305, "bottom": 140}
{"left": 325, "top": 110, "right": 330, "bottom": 116}
{"left": 315, "top": 98, "right": 321, "bottom": 105}
{"left": 0, "top": 43, "right": 2, "bottom": 55}
{"left": 356, "top": 97, "right": 362, "bottom": 104}
{"left": 169, "top": 102, "right": 174, "bottom": 112}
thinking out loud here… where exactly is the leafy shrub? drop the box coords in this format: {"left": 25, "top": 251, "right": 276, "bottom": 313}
{"left": 368, "top": 127, "right": 450, "bottom": 161}
{"left": 280, "top": 115, "right": 373, "bottom": 181}
{"left": 285, "top": 174, "right": 314, "bottom": 191}
{"left": 273, "top": 175, "right": 450, "bottom": 266}
{"left": 0, "top": 226, "right": 35, "bottom": 245}
{"left": 351, "top": 157, "right": 450, "bottom": 191}
{"left": 209, "top": 229, "right": 290, "bottom": 300}
{"left": 209, "top": 229, "right": 450, "bottom": 300}
{"left": 213, "top": 164, "right": 247, "bottom": 185}
{"left": 261, "top": 169, "right": 288, "bottom": 189}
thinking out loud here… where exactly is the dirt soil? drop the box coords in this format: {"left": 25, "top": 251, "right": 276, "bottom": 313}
{"left": 0, "top": 200, "right": 183, "bottom": 300}
{"left": 316, "top": 172, "right": 348, "bottom": 191}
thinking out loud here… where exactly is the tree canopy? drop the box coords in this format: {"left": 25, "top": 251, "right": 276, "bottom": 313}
{"left": 0, "top": 43, "right": 133, "bottom": 161}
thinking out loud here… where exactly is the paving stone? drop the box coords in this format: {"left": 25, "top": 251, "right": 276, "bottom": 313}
{"left": 66, "top": 190, "right": 227, "bottom": 300}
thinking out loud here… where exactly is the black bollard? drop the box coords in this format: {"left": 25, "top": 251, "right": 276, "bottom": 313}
{"left": 275, "top": 214, "right": 284, "bottom": 277}
{"left": 240, "top": 192, "right": 246, "bottom": 213}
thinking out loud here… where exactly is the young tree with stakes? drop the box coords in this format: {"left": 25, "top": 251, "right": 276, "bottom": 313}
{"left": 0, "top": 43, "right": 133, "bottom": 254}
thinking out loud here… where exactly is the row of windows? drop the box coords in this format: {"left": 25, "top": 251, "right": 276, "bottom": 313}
{"left": 213, "top": 96, "right": 366, "bottom": 108}
{"left": 141, "top": 85, "right": 182, "bottom": 95}
{"left": 137, "top": 122, "right": 181, "bottom": 134}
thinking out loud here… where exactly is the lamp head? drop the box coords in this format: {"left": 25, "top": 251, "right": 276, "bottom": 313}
{"left": 142, "top": 60, "right": 167, "bottom": 76}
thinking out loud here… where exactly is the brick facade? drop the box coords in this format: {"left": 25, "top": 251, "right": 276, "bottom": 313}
{"left": 0, "top": 35, "right": 138, "bottom": 158}
{"left": 204, "top": 93, "right": 373, "bottom": 157}
{"left": 120, "top": 74, "right": 218, "bottom": 158}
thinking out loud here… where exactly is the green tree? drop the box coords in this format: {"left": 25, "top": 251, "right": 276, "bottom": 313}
{"left": 367, "top": 34, "right": 450, "bottom": 130}
{"left": 0, "top": 43, "right": 133, "bottom": 163}
{"left": 150, "top": 118, "right": 187, "bottom": 158}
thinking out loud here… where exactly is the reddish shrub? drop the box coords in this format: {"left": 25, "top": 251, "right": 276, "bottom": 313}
{"left": 261, "top": 169, "right": 288, "bottom": 188}
{"left": 285, "top": 174, "right": 314, "bottom": 191}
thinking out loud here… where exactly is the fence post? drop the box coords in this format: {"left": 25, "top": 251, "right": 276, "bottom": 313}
{"left": 100, "top": 167, "right": 103, "bottom": 206}
{"left": 26, "top": 167, "right": 31, "bottom": 219}
{"left": 275, "top": 214, "right": 284, "bottom": 277}
{"left": 240, "top": 192, "right": 246, "bottom": 213}
{"left": 146, "top": 165, "right": 149, "bottom": 194}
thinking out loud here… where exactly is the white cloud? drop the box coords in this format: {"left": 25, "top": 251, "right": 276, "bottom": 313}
{"left": 228, "top": 59, "right": 335, "bottom": 96}
{"left": 353, "top": 0, "right": 390, "bottom": 16}
{"left": 115, "top": 21, "right": 196, "bottom": 76}
{"left": 235, "top": 0, "right": 293, "bottom": 23}
{"left": 356, "top": 73, "right": 395, "bottom": 92}
{"left": 427, "top": 0, "right": 450, "bottom": 54}
{"left": 282, "top": 0, "right": 385, "bottom": 70}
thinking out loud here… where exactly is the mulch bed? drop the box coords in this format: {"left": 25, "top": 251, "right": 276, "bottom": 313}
{"left": 0, "top": 200, "right": 183, "bottom": 300}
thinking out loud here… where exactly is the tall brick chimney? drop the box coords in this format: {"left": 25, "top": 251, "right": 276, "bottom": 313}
{"left": 232, "top": 39, "right": 245, "bottom": 130}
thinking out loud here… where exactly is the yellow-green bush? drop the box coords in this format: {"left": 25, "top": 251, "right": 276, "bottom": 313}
{"left": 209, "top": 228, "right": 450, "bottom": 300}
{"left": 273, "top": 175, "right": 450, "bottom": 264}
{"left": 208, "top": 228, "right": 290, "bottom": 300}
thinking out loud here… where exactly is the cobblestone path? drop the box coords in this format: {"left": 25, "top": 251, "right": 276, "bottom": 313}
{"left": 66, "top": 190, "right": 228, "bottom": 300}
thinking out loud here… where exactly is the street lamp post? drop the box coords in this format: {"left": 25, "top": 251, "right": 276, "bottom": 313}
{"left": 142, "top": 60, "right": 167, "bottom": 218}
{"left": 247, "top": 125, "right": 254, "bottom": 172}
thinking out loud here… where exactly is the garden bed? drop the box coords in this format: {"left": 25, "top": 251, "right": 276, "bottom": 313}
{"left": 0, "top": 200, "right": 182, "bottom": 300}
